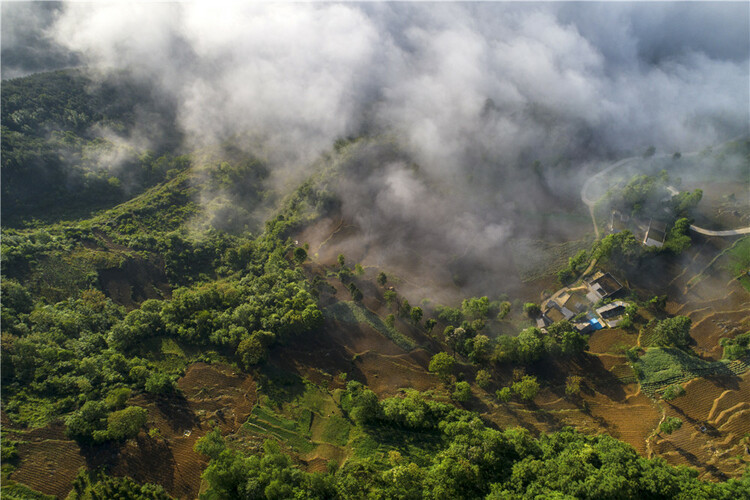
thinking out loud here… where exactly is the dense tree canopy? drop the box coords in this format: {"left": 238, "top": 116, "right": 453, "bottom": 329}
{"left": 195, "top": 389, "right": 750, "bottom": 500}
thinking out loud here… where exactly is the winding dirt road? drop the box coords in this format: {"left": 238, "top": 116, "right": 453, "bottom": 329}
{"left": 581, "top": 150, "right": 750, "bottom": 239}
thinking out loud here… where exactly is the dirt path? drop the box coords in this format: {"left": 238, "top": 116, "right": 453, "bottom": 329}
{"left": 665, "top": 185, "right": 750, "bottom": 237}
{"left": 581, "top": 141, "right": 750, "bottom": 239}
{"left": 580, "top": 157, "right": 637, "bottom": 240}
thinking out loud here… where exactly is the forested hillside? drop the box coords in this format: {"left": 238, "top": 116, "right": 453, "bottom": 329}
{"left": 2, "top": 70, "right": 749, "bottom": 499}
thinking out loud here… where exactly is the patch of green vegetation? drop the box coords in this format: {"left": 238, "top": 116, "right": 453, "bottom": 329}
{"left": 251, "top": 378, "right": 353, "bottom": 454}
{"left": 245, "top": 405, "right": 316, "bottom": 454}
{"left": 297, "top": 384, "right": 332, "bottom": 415}
{"left": 1, "top": 481, "right": 56, "bottom": 500}
{"left": 4, "top": 395, "right": 59, "bottom": 429}
{"left": 67, "top": 469, "right": 172, "bottom": 499}
{"left": 635, "top": 347, "right": 734, "bottom": 395}
{"left": 688, "top": 236, "right": 750, "bottom": 290}
{"left": 316, "top": 415, "right": 351, "bottom": 447}
{"left": 324, "top": 301, "right": 415, "bottom": 351}
{"left": 198, "top": 386, "right": 750, "bottom": 499}
{"left": 720, "top": 331, "right": 750, "bottom": 361}
{"left": 138, "top": 337, "right": 224, "bottom": 374}
{"left": 723, "top": 236, "right": 750, "bottom": 277}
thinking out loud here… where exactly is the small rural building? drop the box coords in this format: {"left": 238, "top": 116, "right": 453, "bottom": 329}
{"left": 643, "top": 219, "right": 667, "bottom": 248}
{"left": 544, "top": 307, "right": 567, "bottom": 323}
{"left": 596, "top": 301, "right": 627, "bottom": 319}
{"left": 573, "top": 320, "right": 595, "bottom": 334}
{"left": 586, "top": 272, "right": 623, "bottom": 303}
{"left": 595, "top": 300, "right": 628, "bottom": 327}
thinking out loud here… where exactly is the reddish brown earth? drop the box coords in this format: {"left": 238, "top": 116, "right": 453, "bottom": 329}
{"left": 654, "top": 373, "right": 750, "bottom": 480}
{"left": 9, "top": 363, "right": 257, "bottom": 499}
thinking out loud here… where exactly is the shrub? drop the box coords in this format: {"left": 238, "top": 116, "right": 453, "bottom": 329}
{"left": 659, "top": 416, "right": 683, "bottom": 435}
{"left": 475, "top": 370, "right": 491, "bottom": 389}
{"left": 512, "top": 375, "right": 540, "bottom": 401}
{"left": 107, "top": 406, "right": 148, "bottom": 441}
{"left": 452, "top": 381, "right": 472, "bottom": 402}
{"left": 293, "top": 246, "right": 307, "bottom": 263}
{"left": 523, "top": 303, "right": 541, "bottom": 318}
{"left": 376, "top": 272, "right": 387, "bottom": 286}
{"left": 496, "top": 301, "right": 511, "bottom": 320}
{"left": 145, "top": 372, "right": 176, "bottom": 395}
{"left": 565, "top": 376, "right": 583, "bottom": 397}
{"left": 428, "top": 352, "right": 455, "bottom": 382}
{"left": 661, "top": 384, "right": 685, "bottom": 401}
{"left": 496, "top": 387, "right": 512, "bottom": 402}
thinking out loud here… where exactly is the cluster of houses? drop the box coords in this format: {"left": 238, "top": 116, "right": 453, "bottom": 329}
{"left": 535, "top": 206, "right": 669, "bottom": 335}
{"left": 538, "top": 271, "right": 628, "bottom": 334}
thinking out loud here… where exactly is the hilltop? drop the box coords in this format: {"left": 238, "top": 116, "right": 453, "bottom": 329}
{"left": 2, "top": 70, "right": 749, "bottom": 499}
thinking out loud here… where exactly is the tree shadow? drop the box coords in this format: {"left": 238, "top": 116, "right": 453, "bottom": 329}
{"left": 154, "top": 392, "right": 199, "bottom": 434}
{"left": 660, "top": 440, "right": 728, "bottom": 481}
{"left": 575, "top": 355, "right": 628, "bottom": 401}
{"left": 666, "top": 403, "right": 721, "bottom": 438}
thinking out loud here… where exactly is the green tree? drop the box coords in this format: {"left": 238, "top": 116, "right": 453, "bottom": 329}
{"left": 565, "top": 375, "right": 583, "bottom": 397}
{"left": 428, "top": 352, "right": 455, "bottom": 383}
{"left": 436, "top": 306, "right": 464, "bottom": 326}
{"left": 237, "top": 333, "right": 267, "bottom": 368}
{"left": 659, "top": 416, "right": 683, "bottom": 435}
{"left": 104, "top": 387, "right": 131, "bottom": 410}
{"left": 493, "top": 335, "right": 519, "bottom": 364}
{"left": 145, "top": 372, "right": 175, "bottom": 395}
{"left": 496, "top": 387, "right": 512, "bottom": 402}
{"left": 385, "top": 314, "right": 395, "bottom": 328}
{"left": 523, "top": 303, "right": 541, "bottom": 318}
{"left": 560, "top": 330, "right": 588, "bottom": 356}
{"left": 384, "top": 290, "right": 397, "bottom": 307}
{"left": 661, "top": 384, "right": 685, "bottom": 401}
{"left": 445, "top": 326, "right": 468, "bottom": 354}
{"left": 517, "top": 327, "right": 545, "bottom": 363}
{"left": 664, "top": 218, "right": 692, "bottom": 253}
{"left": 410, "top": 306, "right": 423, "bottom": 325}
{"left": 293, "top": 246, "right": 307, "bottom": 263}
{"left": 462, "top": 296, "right": 490, "bottom": 320}
{"left": 651, "top": 315, "right": 692, "bottom": 348}
{"left": 468, "top": 334, "right": 491, "bottom": 363}
{"left": 107, "top": 406, "right": 148, "bottom": 441}
{"left": 350, "top": 388, "right": 380, "bottom": 424}
{"left": 65, "top": 401, "right": 107, "bottom": 443}
{"left": 348, "top": 283, "right": 363, "bottom": 302}
{"left": 376, "top": 272, "right": 388, "bottom": 286}
{"left": 452, "top": 381, "right": 472, "bottom": 402}
{"left": 337, "top": 253, "right": 346, "bottom": 268}
{"left": 512, "top": 375, "right": 540, "bottom": 401}
{"left": 425, "top": 318, "right": 437, "bottom": 333}
{"left": 475, "top": 369, "right": 491, "bottom": 389}
{"left": 671, "top": 189, "right": 703, "bottom": 217}
{"left": 399, "top": 299, "right": 412, "bottom": 318}
{"left": 496, "top": 301, "right": 511, "bottom": 320}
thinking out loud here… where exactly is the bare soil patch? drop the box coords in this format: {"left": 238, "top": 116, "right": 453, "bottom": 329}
{"left": 588, "top": 328, "right": 638, "bottom": 355}
{"left": 9, "top": 363, "right": 256, "bottom": 499}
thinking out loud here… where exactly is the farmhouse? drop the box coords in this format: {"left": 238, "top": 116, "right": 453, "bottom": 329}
{"left": 585, "top": 271, "right": 623, "bottom": 303}
{"left": 595, "top": 300, "right": 628, "bottom": 327}
{"left": 643, "top": 219, "right": 667, "bottom": 248}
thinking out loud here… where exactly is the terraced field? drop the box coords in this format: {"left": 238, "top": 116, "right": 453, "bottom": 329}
{"left": 654, "top": 373, "right": 750, "bottom": 480}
